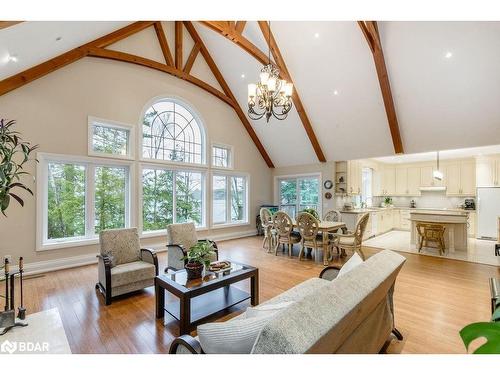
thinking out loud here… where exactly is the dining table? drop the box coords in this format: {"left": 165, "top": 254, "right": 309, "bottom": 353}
{"left": 291, "top": 220, "right": 348, "bottom": 266}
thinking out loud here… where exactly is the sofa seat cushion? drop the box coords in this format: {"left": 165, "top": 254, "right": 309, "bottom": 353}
{"left": 111, "top": 261, "right": 156, "bottom": 288}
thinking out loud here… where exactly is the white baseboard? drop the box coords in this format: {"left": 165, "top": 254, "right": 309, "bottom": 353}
{"left": 14, "top": 230, "right": 258, "bottom": 275}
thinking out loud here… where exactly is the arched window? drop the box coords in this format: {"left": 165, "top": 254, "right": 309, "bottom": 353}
{"left": 142, "top": 98, "right": 205, "bottom": 164}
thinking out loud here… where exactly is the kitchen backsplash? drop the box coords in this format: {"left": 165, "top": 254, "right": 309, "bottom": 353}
{"left": 334, "top": 191, "right": 474, "bottom": 209}
{"left": 372, "top": 191, "right": 475, "bottom": 209}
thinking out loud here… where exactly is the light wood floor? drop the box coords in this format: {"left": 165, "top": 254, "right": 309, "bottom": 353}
{"left": 2, "top": 236, "right": 499, "bottom": 353}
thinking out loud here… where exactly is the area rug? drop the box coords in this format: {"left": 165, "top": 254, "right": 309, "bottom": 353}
{"left": 0, "top": 308, "right": 71, "bottom": 354}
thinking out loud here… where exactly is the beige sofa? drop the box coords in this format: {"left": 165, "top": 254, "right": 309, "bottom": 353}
{"left": 169, "top": 249, "right": 406, "bottom": 354}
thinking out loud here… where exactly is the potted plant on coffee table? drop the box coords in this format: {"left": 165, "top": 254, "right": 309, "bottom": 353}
{"left": 182, "top": 241, "right": 216, "bottom": 280}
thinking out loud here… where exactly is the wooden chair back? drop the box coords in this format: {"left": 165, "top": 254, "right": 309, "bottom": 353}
{"left": 353, "top": 213, "right": 370, "bottom": 245}
{"left": 273, "top": 211, "right": 294, "bottom": 237}
{"left": 296, "top": 212, "right": 320, "bottom": 241}
{"left": 260, "top": 207, "right": 273, "bottom": 227}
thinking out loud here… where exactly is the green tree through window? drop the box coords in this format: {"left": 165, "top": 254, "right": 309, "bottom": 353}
{"left": 94, "top": 166, "right": 127, "bottom": 233}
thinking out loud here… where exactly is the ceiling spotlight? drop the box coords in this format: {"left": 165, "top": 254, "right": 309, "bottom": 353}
{"left": 445, "top": 51, "right": 453, "bottom": 59}
{"left": 56, "top": 36, "right": 62, "bottom": 41}
{"left": 314, "top": 33, "right": 320, "bottom": 38}
{"left": 241, "top": 74, "right": 245, "bottom": 78}
{"left": 333, "top": 90, "right": 339, "bottom": 96}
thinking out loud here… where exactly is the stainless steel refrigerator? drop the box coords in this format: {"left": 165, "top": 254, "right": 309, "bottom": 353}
{"left": 477, "top": 187, "right": 500, "bottom": 240}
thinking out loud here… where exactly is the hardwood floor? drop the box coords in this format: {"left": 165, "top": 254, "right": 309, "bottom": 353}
{"left": 2, "top": 236, "right": 499, "bottom": 353}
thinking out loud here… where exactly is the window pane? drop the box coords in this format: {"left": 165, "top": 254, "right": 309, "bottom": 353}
{"left": 47, "top": 163, "right": 86, "bottom": 240}
{"left": 280, "top": 179, "right": 297, "bottom": 205}
{"left": 94, "top": 166, "right": 127, "bottom": 233}
{"left": 299, "top": 178, "right": 319, "bottom": 206}
{"left": 142, "top": 100, "right": 203, "bottom": 164}
{"left": 212, "top": 175, "right": 227, "bottom": 224}
{"left": 213, "top": 146, "right": 229, "bottom": 168}
{"left": 176, "top": 171, "right": 203, "bottom": 226}
{"left": 92, "top": 124, "right": 129, "bottom": 156}
{"left": 142, "top": 168, "right": 174, "bottom": 231}
{"left": 231, "top": 177, "right": 245, "bottom": 222}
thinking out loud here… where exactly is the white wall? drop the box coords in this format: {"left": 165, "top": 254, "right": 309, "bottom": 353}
{"left": 0, "top": 53, "right": 272, "bottom": 267}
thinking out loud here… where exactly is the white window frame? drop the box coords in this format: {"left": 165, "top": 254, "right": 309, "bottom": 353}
{"left": 211, "top": 143, "right": 234, "bottom": 170}
{"left": 211, "top": 171, "right": 249, "bottom": 228}
{"left": 139, "top": 96, "right": 208, "bottom": 168}
{"left": 273, "top": 173, "right": 322, "bottom": 218}
{"left": 139, "top": 163, "right": 208, "bottom": 237}
{"left": 88, "top": 116, "right": 135, "bottom": 160}
{"left": 36, "top": 152, "right": 134, "bottom": 251}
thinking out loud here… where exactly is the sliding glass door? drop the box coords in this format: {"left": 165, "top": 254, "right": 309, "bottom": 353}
{"left": 278, "top": 175, "right": 320, "bottom": 218}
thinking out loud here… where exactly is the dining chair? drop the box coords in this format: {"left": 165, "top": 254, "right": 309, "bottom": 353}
{"left": 296, "top": 212, "right": 332, "bottom": 262}
{"left": 260, "top": 207, "right": 276, "bottom": 253}
{"left": 273, "top": 211, "right": 301, "bottom": 257}
{"left": 331, "top": 213, "right": 370, "bottom": 260}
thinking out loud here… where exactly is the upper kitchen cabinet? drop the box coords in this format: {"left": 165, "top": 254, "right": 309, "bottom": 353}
{"left": 407, "top": 166, "right": 421, "bottom": 196}
{"left": 476, "top": 155, "right": 500, "bottom": 187}
{"left": 394, "top": 166, "right": 421, "bottom": 196}
{"left": 421, "top": 164, "right": 446, "bottom": 187}
{"left": 445, "top": 160, "right": 475, "bottom": 196}
{"left": 335, "top": 160, "right": 362, "bottom": 196}
{"left": 395, "top": 167, "right": 408, "bottom": 195}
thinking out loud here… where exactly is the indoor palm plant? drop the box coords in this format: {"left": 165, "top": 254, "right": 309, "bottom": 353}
{"left": 0, "top": 119, "right": 38, "bottom": 216}
{"left": 182, "top": 240, "right": 216, "bottom": 280}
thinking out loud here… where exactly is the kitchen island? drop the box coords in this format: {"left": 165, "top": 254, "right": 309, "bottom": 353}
{"left": 409, "top": 210, "right": 469, "bottom": 253}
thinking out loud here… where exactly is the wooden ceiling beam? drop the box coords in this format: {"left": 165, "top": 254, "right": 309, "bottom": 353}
{"left": 175, "top": 21, "right": 183, "bottom": 69}
{"left": 358, "top": 21, "right": 404, "bottom": 154}
{"left": 86, "top": 47, "right": 233, "bottom": 106}
{"left": 0, "top": 21, "right": 155, "bottom": 96}
{"left": 235, "top": 21, "right": 246, "bottom": 34}
{"left": 0, "top": 21, "right": 23, "bottom": 30}
{"left": 184, "top": 21, "right": 274, "bottom": 168}
{"left": 200, "top": 21, "right": 326, "bottom": 163}
{"left": 154, "top": 22, "right": 175, "bottom": 66}
{"left": 183, "top": 42, "right": 201, "bottom": 74}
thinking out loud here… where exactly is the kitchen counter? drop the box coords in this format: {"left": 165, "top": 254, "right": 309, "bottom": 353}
{"left": 340, "top": 207, "right": 474, "bottom": 214}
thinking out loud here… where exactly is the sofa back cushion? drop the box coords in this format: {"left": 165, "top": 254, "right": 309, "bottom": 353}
{"left": 167, "top": 222, "right": 198, "bottom": 251}
{"left": 100, "top": 227, "right": 141, "bottom": 265}
{"left": 251, "top": 250, "right": 406, "bottom": 354}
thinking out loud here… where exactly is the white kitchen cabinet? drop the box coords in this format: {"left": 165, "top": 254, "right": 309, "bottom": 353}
{"left": 476, "top": 156, "right": 500, "bottom": 187}
{"left": 407, "top": 167, "right": 421, "bottom": 196}
{"left": 347, "top": 160, "right": 362, "bottom": 195}
{"left": 420, "top": 165, "right": 434, "bottom": 187}
{"left": 395, "top": 167, "right": 408, "bottom": 195}
{"left": 446, "top": 161, "right": 476, "bottom": 196}
{"left": 380, "top": 167, "right": 396, "bottom": 196}
{"left": 399, "top": 210, "right": 411, "bottom": 230}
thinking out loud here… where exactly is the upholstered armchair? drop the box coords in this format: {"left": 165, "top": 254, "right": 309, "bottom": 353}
{"left": 96, "top": 227, "right": 158, "bottom": 305}
{"left": 165, "top": 222, "right": 218, "bottom": 272}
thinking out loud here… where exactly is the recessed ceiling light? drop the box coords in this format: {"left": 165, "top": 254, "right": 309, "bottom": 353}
{"left": 7, "top": 54, "right": 18, "bottom": 63}
{"left": 314, "top": 33, "right": 320, "bottom": 38}
{"left": 56, "top": 36, "right": 62, "bottom": 41}
{"left": 445, "top": 51, "right": 453, "bottom": 59}
{"left": 241, "top": 74, "right": 245, "bottom": 78}
{"left": 333, "top": 90, "right": 339, "bottom": 96}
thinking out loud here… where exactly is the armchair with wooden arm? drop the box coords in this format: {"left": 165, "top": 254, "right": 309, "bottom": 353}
{"left": 96, "top": 228, "right": 158, "bottom": 305}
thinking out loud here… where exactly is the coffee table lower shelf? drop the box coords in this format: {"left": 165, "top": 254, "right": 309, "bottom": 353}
{"left": 164, "top": 285, "right": 250, "bottom": 325}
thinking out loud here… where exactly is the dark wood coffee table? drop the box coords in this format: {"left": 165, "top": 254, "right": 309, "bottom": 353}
{"left": 155, "top": 261, "right": 259, "bottom": 335}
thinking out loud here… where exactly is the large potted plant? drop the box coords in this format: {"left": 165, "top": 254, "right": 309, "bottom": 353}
{"left": 0, "top": 119, "right": 38, "bottom": 216}
{"left": 182, "top": 240, "right": 216, "bottom": 280}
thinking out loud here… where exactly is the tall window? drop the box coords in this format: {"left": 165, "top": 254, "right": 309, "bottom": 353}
{"left": 212, "top": 174, "right": 248, "bottom": 225}
{"left": 40, "top": 155, "right": 131, "bottom": 248}
{"left": 278, "top": 176, "right": 320, "bottom": 218}
{"left": 142, "top": 167, "right": 205, "bottom": 231}
{"left": 142, "top": 99, "right": 204, "bottom": 164}
{"left": 361, "top": 167, "right": 373, "bottom": 207}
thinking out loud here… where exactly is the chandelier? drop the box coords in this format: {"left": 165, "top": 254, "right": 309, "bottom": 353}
{"left": 247, "top": 22, "right": 293, "bottom": 122}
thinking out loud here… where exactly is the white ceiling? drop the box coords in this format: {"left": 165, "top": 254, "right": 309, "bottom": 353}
{"left": 0, "top": 21, "right": 129, "bottom": 80}
{"left": 3, "top": 21, "right": 500, "bottom": 167}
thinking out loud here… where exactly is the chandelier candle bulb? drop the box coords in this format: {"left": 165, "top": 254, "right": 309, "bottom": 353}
{"left": 279, "top": 80, "right": 287, "bottom": 94}
{"left": 285, "top": 82, "right": 293, "bottom": 97}
{"left": 260, "top": 72, "right": 269, "bottom": 85}
{"left": 248, "top": 83, "right": 257, "bottom": 98}
{"left": 267, "top": 77, "right": 277, "bottom": 92}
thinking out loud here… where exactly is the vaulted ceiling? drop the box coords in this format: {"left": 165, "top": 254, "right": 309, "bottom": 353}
{"left": 2, "top": 21, "right": 500, "bottom": 168}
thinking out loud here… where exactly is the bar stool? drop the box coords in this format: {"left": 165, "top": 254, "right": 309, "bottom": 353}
{"left": 416, "top": 222, "right": 446, "bottom": 255}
